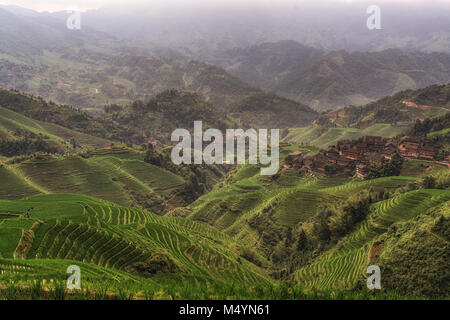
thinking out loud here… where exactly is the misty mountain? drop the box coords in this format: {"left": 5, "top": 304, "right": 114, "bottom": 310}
{"left": 0, "top": 8, "right": 260, "bottom": 110}
{"left": 222, "top": 41, "right": 450, "bottom": 110}
{"left": 107, "top": 54, "right": 260, "bottom": 109}
{"left": 0, "top": 8, "right": 115, "bottom": 58}
{"left": 229, "top": 92, "right": 317, "bottom": 128}
{"left": 104, "top": 90, "right": 233, "bottom": 143}
{"left": 45, "top": 2, "right": 450, "bottom": 56}
{"left": 2, "top": 4, "right": 450, "bottom": 113}
{"left": 217, "top": 40, "right": 323, "bottom": 90}
{"left": 319, "top": 83, "right": 450, "bottom": 128}
{"left": 277, "top": 48, "right": 450, "bottom": 110}
{"left": 0, "top": 5, "right": 40, "bottom": 17}
{"left": 0, "top": 2, "right": 449, "bottom": 302}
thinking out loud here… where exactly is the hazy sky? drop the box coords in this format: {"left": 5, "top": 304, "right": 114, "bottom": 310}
{"left": 0, "top": 0, "right": 448, "bottom": 12}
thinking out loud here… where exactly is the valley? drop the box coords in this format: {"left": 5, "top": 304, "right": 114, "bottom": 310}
{"left": 0, "top": 80, "right": 448, "bottom": 300}
{"left": 0, "top": 2, "right": 449, "bottom": 301}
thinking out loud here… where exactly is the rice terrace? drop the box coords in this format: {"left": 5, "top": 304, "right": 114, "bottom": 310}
{"left": 0, "top": 0, "right": 449, "bottom": 306}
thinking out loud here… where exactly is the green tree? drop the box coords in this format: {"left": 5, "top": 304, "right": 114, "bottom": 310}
{"left": 296, "top": 230, "right": 308, "bottom": 252}
{"left": 423, "top": 176, "right": 436, "bottom": 189}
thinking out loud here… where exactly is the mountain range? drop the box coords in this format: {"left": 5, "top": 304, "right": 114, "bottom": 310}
{"left": 0, "top": 3, "right": 449, "bottom": 300}
{"left": 1, "top": 6, "right": 450, "bottom": 113}
{"left": 221, "top": 42, "right": 450, "bottom": 110}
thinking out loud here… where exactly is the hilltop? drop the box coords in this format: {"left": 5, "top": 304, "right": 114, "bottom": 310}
{"left": 229, "top": 92, "right": 317, "bottom": 128}
{"left": 224, "top": 42, "right": 450, "bottom": 111}
{"left": 0, "top": 7, "right": 261, "bottom": 110}
{"left": 0, "top": 87, "right": 319, "bottom": 148}
{"left": 107, "top": 55, "right": 260, "bottom": 110}
{"left": 0, "top": 105, "right": 110, "bottom": 157}
{"left": 320, "top": 83, "right": 450, "bottom": 128}
{"left": 103, "top": 90, "right": 234, "bottom": 144}
{"left": 281, "top": 84, "right": 450, "bottom": 149}
{"left": 0, "top": 89, "right": 130, "bottom": 142}
{"left": 0, "top": 88, "right": 219, "bottom": 145}
{"left": 220, "top": 41, "right": 323, "bottom": 90}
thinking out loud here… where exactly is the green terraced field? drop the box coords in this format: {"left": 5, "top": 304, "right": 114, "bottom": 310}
{"left": 0, "top": 149, "right": 185, "bottom": 211}
{"left": 284, "top": 124, "right": 409, "bottom": 149}
{"left": 181, "top": 149, "right": 449, "bottom": 297}
{"left": 0, "top": 166, "right": 39, "bottom": 200}
{"left": 187, "top": 161, "right": 421, "bottom": 237}
{"left": 0, "top": 162, "right": 448, "bottom": 299}
{"left": 0, "top": 138, "right": 448, "bottom": 299}
{"left": 0, "top": 194, "right": 270, "bottom": 298}
{"left": 0, "top": 106, "right": 109, "bottom": 149}
{"left": 295, "top": 189, "right": 450, "bottom": 290}
{"left": 400, "top": 160, "right": 449, "bottom": 178}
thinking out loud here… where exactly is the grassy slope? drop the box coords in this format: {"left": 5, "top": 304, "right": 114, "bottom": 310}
{"left": 228, "top": 92, "right": 317, "bottom": 128}
{"left": 184, "top": 146, "right": 447, "bottom": 239}
{"left": 374, "top": 201, "right": 450, "bottom": 296}
{"left": 283, "top": 123, "right": 408, "bottom": 149}
{"left": 0, "top": 148, "right": 185, "bottom": 212}
{"left": 181, "top": 144, "right": 449, "bottom": 293}
{"left": 0, "top": 106, "right": 109, "bottom": 149}
{"left": 323, "top": 83, "right": 450, "bottom": 127}
{"left": 284, "top": 84, "right": 450, "bottom": 149}
{"left": 0, "top": 149, "right": 448, "bottom": 297}
{"left": 0, "top": 194, "right": 269, "bottom": 298}
{"left": 295, "top": 189, "right": 450, "bottom": 291}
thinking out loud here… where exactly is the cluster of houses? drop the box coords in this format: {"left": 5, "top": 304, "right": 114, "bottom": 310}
{"left": 284, "top": 136, "right": 449, "bottom": 179}
{"left": 398, "top": 136, "right": 443, "bottom": 160}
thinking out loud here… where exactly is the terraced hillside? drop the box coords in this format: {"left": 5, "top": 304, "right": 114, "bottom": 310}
{"left": 0, "top": 194, "right": 269, "bottom": 298}
{"left": 321, "top": 83, "right": 450, "bottom": 128}
{"left": 187, "top": 173, "right": 419, "bottom": 239}
{"left": 0, "top": 89, "right": 131, "bottom": 142}
{"left": 179, "top": 143, "right": 449, "bottom": 296}
{"left": 283, "top": 84, "right": 450, "bottom": 150}
{"left": 0, "top": 106, "right": 109, "bottom": 150}
{"left": 0, "top": 148, "right": 186, "bottom": 213}
{"left": 295, "top": 189, "right": 450, "bottom": 291}
{"left": 283, "top": 124, "right": 409, "bottom": 149}
{"left": 181, "top": 144, "right": 446, "bottom": 243}
{"left": 0, "top": 153, "right": 448, "bottom": 298}
{"left": 374, "top": 200, "right": 450, "bottom": 296}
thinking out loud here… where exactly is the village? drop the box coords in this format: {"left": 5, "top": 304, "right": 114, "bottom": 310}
{"left": 284, "top": 135, "right": 450, "bottom": 180}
